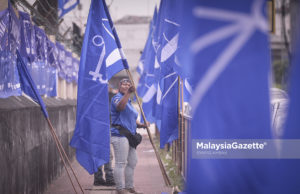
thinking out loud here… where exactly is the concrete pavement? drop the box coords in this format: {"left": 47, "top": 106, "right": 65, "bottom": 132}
{"left": 45, "top": 129, "right": 172, "bottom": 194}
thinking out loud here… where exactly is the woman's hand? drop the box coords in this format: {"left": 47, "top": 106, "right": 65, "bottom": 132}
{"left": 127, "top": 85, "right": 135, "bottom": 94}
{"left": 137, "top": 121, "right": 150, "bottom": 129}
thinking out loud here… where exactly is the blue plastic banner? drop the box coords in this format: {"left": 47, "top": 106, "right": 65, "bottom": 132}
{"left": 0, "top": 4, "right": 21, "bottom": 98}
{"left": 72, "top": 57, "right": 79, "bottom": 83}
{"left": 16, "top": 50, "right": 48, "bottom": 118}
{"left": 65, "top": 51, "right": 73, "bottom": 83}
{"left": 56, "top": 42, "right": 66, "bottom": 79}
{"left": 19, "top": 11, "right": 36, "bottom": 63}
{"left": 58, "top": 0, "right": 79, "bottom": 18}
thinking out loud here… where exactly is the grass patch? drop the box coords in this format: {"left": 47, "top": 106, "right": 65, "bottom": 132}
{"left": 153, "top": 137, "right": 184, "bottom": 192}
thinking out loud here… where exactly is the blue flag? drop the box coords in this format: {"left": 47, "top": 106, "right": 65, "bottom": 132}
{"left": 136, "top": 6, "right": 157, "bottom": 76}
{"left": 138, "top": 52, "right": 156, "bottom": 124}
{"left": 139, "top": 0, "right": 166, "bottom": 125}
{"left": 101, "top": 0, "right": 128, "bottom": 77}
{"left": 137, "top": 6, "right": 158, "bottom": 94}
{"left": 155, "top": 0, "right": 182, "bottom": 148}
{"left": 182, "top": 78, "right": 192, "bottom": 103}
{"left": 151, "top": 0, "right": 167, "bottom": 129}
{"left": 180, "top": 0, "right": 272, "bottom": 193}
{"left": 137, "top": 7, "right": 159, "bottom": 124}
{"left": 16, "top": 50, "right": 48, "bottom": 118}
{"left": 70, "top": 0, "right": 125, "bottom": 174}
{"left": 58, "top": 0, "right": 79, "bottom": 18}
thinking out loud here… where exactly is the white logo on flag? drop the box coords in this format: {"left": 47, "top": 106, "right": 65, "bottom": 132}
{"left": 160, "top": 19, "right": 180, "bottom": 63}
{"left": 189, "top": 0, "right": 268, "bottom": 115}
{"left": 142, "top": 84, "right": 157, "bottom": 103}
{"left": 89, "top": 35, "right": 108, "bottom": 84}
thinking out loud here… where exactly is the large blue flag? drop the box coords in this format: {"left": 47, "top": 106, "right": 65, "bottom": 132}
{"left": 180, "top": 0, "right": 273, "bottom": 193}
{"left": 58, "top": 0, "right": 79, "bottom": 18}
{"left": 70, "top": 0, "right": 125, "bottom": 174}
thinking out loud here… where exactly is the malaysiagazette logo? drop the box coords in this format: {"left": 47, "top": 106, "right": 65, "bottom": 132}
{"left": 196, "top": 141, "right": 267, "bottom": 151}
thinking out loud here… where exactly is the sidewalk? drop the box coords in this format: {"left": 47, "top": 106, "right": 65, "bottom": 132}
{"left": 45, "top": 128, "right": 172, "bottom": 194}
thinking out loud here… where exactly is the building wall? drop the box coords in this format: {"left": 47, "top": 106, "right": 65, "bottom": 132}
{"left": 0, "top": 96, "right": 76, "bottom": 194}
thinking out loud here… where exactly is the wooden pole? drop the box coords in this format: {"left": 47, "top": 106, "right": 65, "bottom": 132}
{"left": 177, "top": 76, "right": 181, "bottom": 172}
{"left": 180, "top": 78, "right": 185, "bottom": 174}
{"left": 45, "top": 118, "right": 78, "bottom": 194}
{"left": 46, "top": 118, "right": 85, "bottom": 193}
{"left": 126, "top": 69, "right": 171, "bottom": 186}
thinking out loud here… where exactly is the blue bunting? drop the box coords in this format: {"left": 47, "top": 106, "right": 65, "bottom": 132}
{"left": 16, "top": 50, "right": 48, "bottom": 118}
{"left": 58, "top": 0, "right": 79, "bottom": 18}
{"left": 0, "top": 3, "right": 21, "bottom": 98}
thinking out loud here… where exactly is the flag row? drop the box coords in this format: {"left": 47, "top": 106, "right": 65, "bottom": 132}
{"left": 136, "top": 0, "right": 189, "bottom": 149}
{"left": 136, "top": 0, "right": 300, "bottom": 193}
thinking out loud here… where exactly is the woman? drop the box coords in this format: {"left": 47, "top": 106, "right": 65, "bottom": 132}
{"left": 110, "top": 78, "right": 148, "bottom": 194}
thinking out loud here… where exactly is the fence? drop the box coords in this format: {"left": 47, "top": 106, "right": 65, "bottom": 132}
{"left": 169, "top": 112, "right": 191, "bottom": 181}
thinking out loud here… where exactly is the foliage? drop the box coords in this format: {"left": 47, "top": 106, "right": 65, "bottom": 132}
{"left": 272, "top": 59, "right": 289, "bottom": 89}
{"left": 154, "top": 137, "right": 184, "bottom": 192}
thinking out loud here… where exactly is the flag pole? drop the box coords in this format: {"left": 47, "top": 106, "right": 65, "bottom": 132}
{"left": 46, "top": 118, "right": 85, "bottom": 194}
{"left": 45, "top": 118, "right": 79, "bottom": 194}
{"left": 16, "top": 50, "right": 84, "bottom": 193}
{"left": 126, "top": 69, "right": 171, "bottom": 186}
{"left": 180, "top": 78, "right": 185, "bottom": 171}
{"left": 177, "top": 76, "right": 181, "bottom": 173}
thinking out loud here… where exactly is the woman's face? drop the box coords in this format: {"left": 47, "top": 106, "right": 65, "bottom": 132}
{"left": 119, "top": 81, "right": 131, "bottom": 94}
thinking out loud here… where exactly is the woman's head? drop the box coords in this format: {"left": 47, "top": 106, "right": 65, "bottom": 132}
{"left": 119, "top": 78, "right": 131, "bottom": 94}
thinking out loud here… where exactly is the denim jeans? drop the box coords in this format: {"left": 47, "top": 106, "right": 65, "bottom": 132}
{"left": 111, "top": 136, "right": 137, "bottom": 190}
